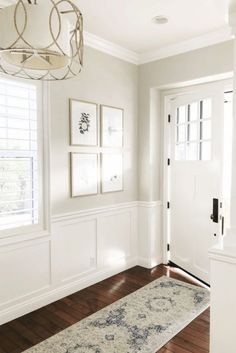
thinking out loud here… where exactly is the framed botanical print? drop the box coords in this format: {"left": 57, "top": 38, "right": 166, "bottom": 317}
{"left": 101, "top": 105, "right": 123, "bottom": 147}
{"left": 70, "top": 99, "right": 98, "bottom": 146}
{"left": 101, "top": 153, "right": 123, "bottom": 193}
{"left": 70, "top": 153, "right": 98, "bottom": 197}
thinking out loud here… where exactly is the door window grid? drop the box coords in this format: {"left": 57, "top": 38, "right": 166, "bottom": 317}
{"left": 175, "top": 99, "right": 212, "bottom": 161}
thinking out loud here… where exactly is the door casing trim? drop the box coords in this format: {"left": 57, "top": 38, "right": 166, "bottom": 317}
{"left": 161, "top": 77, "right": 233, "bottom": 265}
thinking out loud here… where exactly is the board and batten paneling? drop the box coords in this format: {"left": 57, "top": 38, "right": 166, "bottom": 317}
{"left": 138, "top": 201, "right": 163, "bottom": 268}
{"left": 0, "top": 202, "right": 140, "bottom": 325}
{"left": 54, "top": 218, "right": 97, "bottom": 283}
{"left": 0, "top": 201, "right": 163, "bottom": 325}
{"left": 0, "top": 239, "right": 51, "bottom": 308}
{"left": 97, "top": 211, "right": 134, "bottom": 267}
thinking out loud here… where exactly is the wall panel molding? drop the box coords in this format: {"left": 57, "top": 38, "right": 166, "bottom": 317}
{"left": 138, "top": 201, "right": 163, "bottom": 268}
{"left": 0, "top": 201, "right": 163, "bottom": 325}
{"left": 51, "top": 201, "right": 138, "bottom": 223}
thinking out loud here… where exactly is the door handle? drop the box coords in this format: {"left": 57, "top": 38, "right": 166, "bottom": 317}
{"left": 210, "top": 198, "right": 219, "bottom": 223}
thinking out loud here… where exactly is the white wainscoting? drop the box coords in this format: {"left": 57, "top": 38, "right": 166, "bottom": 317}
{"left": 0, "top": 202, "right": 138, "bottom": 325}
{"left": 0, "top": 201, "right": 163, "bottom": 325}
{"left": 138, "top": 201, "right": 163, "bottom": 268}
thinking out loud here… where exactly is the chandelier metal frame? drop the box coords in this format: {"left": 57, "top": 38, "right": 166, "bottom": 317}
{"left": 0, "top": 0, "right": 84, "bottom": 80}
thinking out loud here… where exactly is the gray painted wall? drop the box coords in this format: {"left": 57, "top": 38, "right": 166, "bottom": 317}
{"left": 138, "top": 40, "right": 234, "bottom": 202}
{"left": 50, "top": 40, "right": 234, "bottom": 216}
{"left": 50, "top": 46, "right": 138, "bottom": 215}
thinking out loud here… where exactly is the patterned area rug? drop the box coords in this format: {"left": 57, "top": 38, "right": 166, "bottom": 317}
{"left": 24, "top": 276, "right": 210, "bottom": 353}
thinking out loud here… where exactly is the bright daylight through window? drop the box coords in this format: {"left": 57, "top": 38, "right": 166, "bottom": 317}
{"left": 0, "top": 78, "right": 39, "bottom": 231}
{"left": 175, "top": 99, "right": 212, "bottom": 161}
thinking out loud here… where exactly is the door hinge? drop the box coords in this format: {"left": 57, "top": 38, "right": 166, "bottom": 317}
{"left": 167, "top": 244, "right": 170, "bottom": 251}
{"left": 168, "top": 114, "right": 171, "bottom": 123}
{"left": 221, "top": 216, "right": 225, "bottom": 236}
{"left": 167, "top": 202, "right": 170, "bottom": 209}
{"left": 167, "top": 158, "right": 170, "bottom": 166}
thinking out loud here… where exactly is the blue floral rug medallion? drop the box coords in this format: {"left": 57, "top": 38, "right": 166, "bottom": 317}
{"left": 24, "top": 276, "right": 210, "bottom": 353}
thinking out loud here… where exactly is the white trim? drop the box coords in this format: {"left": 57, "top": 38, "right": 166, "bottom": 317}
{"left": 162, "top": 93, "right": 171, "bottom": 265}
{"left": 209, "top": 251, "right": 236, "bottom": 265}
{"left": 52, "top": 201, "right": 163, "bottom": 223}
{"left": 41, "top": 81, "right": 51, "bottom": 237}
{"left": 84, "top": 28, "right": 232, "bottom": 65}
{"left": 139, "top": 27, "right": 232, "bottom": 64}
{"left": 138, "top": 201, "right": 162, "bottom": 208}
{"left": 84, "top": 31, "right": 139, "bottom": 65}
{"left": 52, "top": 201, "right": 138, "bottom": 223}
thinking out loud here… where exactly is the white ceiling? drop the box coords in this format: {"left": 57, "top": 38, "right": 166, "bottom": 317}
{"left": 0, "top": 0, "right": 233, "bottom": 64}
{"left": 75, "top": 0, "right": 231, "bottom": 53}
{"left": 75, "top": 0, "right": 228, "bottom": 53}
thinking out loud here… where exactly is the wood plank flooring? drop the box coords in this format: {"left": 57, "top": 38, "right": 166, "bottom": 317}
{"left": 0, "top": 264, "right": 210, "bottom": 353}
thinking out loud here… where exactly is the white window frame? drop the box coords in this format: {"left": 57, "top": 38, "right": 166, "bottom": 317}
{"left": 0, "top": 76, "right": 50, "bottom": 241}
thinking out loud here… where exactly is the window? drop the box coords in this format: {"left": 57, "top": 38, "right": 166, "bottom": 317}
{"left": 175, "top": 98, "right": 212, "bottom": 161}
{"left": 0, "top": 77, "right": 41, "bottom": 232}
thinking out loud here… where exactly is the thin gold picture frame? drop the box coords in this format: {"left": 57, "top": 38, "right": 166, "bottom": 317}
{"left": 70, "top": 152, "right": 99, "bottom": 198}
{"left": 100, "top": 104, "right": 124, "bottom": 148}
{"left": 69, "top": 99, "right": 99, "bottom": 147}
{"left": 100, "top": 152, "right": 124, "bottom": 194}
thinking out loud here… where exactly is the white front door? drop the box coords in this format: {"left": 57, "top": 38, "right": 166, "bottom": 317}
{"left": 169, "top": 83, "right": 225, "bottom": 284}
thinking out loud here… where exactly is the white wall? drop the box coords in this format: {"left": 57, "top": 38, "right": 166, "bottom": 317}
{"left": 50, "top": 47, "right": 138, "bottom": 215}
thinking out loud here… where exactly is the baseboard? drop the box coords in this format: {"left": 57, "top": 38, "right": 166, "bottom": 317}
{"left": 0, "top": 257, "right": 138, "bottom": 325}
{"left": 138, "top": 257, "right": 163, "bottom": 269}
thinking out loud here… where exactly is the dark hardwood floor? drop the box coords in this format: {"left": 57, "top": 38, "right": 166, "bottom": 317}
{"left": 0, "top": 264, "right": 210, "bottom": 353}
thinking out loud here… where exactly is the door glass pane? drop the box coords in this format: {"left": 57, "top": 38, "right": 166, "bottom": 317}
{"left": 201, "top": 141, "right": 211, "bottom": 160}
{"left": 176, "top": 125, "right": 186, "bottom": 142}
{"left": 177, "top": 106, "right": 186, "bottom": 124}
{"left": 175, "top": 143, "right": 186, "bottom": 160}
{"left": 186, "top": 142, "right": 198, "bottom": 160}
{"left": 175, "top": 98, "right": 213, "bottom": 162}
{"left": 202, "top": 99, "right": 212, "bottom": 119}
{"left": 188, "top": 122, "right": 198, "bottom": 141}
{"left": 189, "top": 102, "right": 198, "bottom": 121}
{"left": 201, "top": 120, "right": 211, "bottom": 140}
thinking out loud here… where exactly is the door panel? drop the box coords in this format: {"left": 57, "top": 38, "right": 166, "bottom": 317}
{"left": 169, "top": 83, "right": 224, "bottom": 284}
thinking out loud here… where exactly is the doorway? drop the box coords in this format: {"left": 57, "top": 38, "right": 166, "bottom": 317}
{"left": 163, "top": 81, "right": 233, "bottom": 284}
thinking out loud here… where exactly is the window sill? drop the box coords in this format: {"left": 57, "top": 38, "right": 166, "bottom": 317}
{"left": 0, "top": 229, "right": 51, "bottom": 247}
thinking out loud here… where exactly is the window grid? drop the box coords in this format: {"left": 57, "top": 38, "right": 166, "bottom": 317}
{"left": 175, "top": 99, "right": 212, "bottom": 161}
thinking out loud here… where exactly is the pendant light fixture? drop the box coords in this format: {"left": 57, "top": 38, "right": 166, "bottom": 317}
{"left": 0, "top": 0, "right": 84, "bottom": 80}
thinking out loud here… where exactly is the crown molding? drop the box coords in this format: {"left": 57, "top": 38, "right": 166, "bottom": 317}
{"left": 139, "top": 27, "right": 232, "bottom": 64}
{"left": 84, "top": 27, "right": 232, "bottom": 66}
{"left": 84, "top": 31, "right": 139, "bottom": 65}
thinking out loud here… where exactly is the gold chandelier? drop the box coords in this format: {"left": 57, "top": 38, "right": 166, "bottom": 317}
{"left": 0, "top": 0, "right": 84, "bottom": 80}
